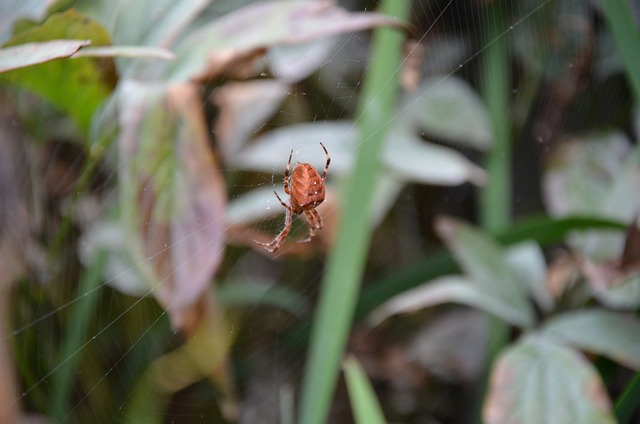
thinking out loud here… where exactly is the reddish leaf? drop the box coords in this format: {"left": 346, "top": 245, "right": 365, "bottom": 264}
{"left": 118, "top": 81, "right": 226, "bottom": 329}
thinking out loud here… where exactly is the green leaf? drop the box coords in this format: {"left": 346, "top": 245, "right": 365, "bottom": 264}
{"left": 79, "top": 220, "right": 147, "bottom": 297}
{"left": 368, "top": 275, "right": 533, "bottom": 327}
{"left": 435, "top": 217, "right": 534, "bottom": 327}
{"left": 484, "top": 334, "right": 615, "bottom": 424}
{"left": 1, "top": 10, "right": 116, "bottom": 133}
{"left": 542, "top": 309, "right": 640, "bottom": 370}
{"left": 504, "top": 241, "right": 553, "bottom": 312}
{"left": 588, "top": 268, "right": 640, "bottom": 310}
{"left": 226, "top": 186, "right": 288, "bottom": 226}
{"left": 212, "top": 80, "right": 289, "bottom": 161}
{"left": 542, "top": 133, "right": 640, "bottom": 260}
{"left": 343, "top": 355, "right": 387, "bottom": 424}
{"left": 384, "top": 129, "right": 486, "bottom": 185}
{"left": 234, "top": 121, "right": 357, "bottom": 176}
{"left": 397, "top": 75, "right": 493, "bottom": 150}
{"left": 355, "top": 215, "right": 624, "bottom": 321}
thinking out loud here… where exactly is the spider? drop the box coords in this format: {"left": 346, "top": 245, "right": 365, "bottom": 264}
{"left": 256, "top": 142, "right": 331, "bottom": 252}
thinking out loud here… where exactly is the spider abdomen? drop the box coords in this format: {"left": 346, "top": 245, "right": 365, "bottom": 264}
{"left": 290, "top": 163, "right": 325, "bottom": 211}
{"left": 256, "top": 142, "right": 329, "bottom": 252}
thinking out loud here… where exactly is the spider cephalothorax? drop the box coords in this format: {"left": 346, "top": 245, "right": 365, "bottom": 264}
{"left": 257, "top": 142, "right": 330, "bottom": 252}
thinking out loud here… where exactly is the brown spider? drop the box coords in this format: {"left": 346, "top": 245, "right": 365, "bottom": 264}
{"left": 256, "top": 142, "right": 331, "bottom": 252}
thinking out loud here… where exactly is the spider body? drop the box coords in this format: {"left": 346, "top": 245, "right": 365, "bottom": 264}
{"left": 257, "top": 142, "right": 330, "bottom": 252}
{"left": 289, "top": 164, "right": 325, "bottom": 211}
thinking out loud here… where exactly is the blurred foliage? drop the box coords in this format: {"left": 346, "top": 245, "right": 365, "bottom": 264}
{"left": 2, "top": 10, "right": 116, "bottom": 134}
{"left": 1, "top": 0, "right": 640, "bottom": 423}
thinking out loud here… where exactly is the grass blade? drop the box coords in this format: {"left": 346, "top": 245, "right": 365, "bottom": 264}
{"left": 343, "top": 355, "right": 387, "bottom": 424}
{"left": 480, "top": 3, "right": 511, "bottom": 233}
{"left": 615, "top": 372, "right": 640, "bottom": 424}
{"left": 52, "top": 250, "right": 107, "bottom": 421}
{"left": 600, "top": 1, "right": 640, "bottom": 103}
{"left": 297, "top": 1, "right": 409, "bottom": 423}
{"left": 477, "top": 5, "right": 515, "bottom": 420}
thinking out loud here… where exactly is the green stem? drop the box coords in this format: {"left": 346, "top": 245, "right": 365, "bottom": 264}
{"left": 477, "top": 3, "right": 511, "bottom": 422}
{"left": 51, "top": 250, "right": 107, "bottom": 422}
{"left": 480, "top": 4, "right": 511, "bottom": 233}
{"left": 296, "top": 2, "right": 409, "bottom": 423}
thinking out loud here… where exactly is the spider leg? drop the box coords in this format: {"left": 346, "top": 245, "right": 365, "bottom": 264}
{"left": 299, "top": 209, "right": 322, "bottom": 243}
{"left": 255, "top": 207, "right": 293, "bottom": 253}
{"left": 319, "top": 142, "right": 330, "bottom": 181}
{"left": 274, "top": 191, "right": 293, "bottom": 212}
{"left": 310, "top": 208, "right": 323, "bottom": 230}
{"left": 284, "top": 149, "right": 293, "bottom": 195}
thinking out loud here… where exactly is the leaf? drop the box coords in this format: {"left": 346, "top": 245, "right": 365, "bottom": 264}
{"left": 356, "top": 215, "right": 624, "bottom": 321}
{"left": 484, "top": 334, "right": 615, "bottom": 424}
{"left": 397, "top": 76, "right": 493, "bottom": 150}
{"left": 89, "top": 0, "right": 175, "bottom": 46}
{"left": 582, "top": 260, "right": 640, "bottom": 310}
{"left": 268, "top": 36, "right": 341, "bottom": 81}
{"left": 542, "top": 309, "right": 640, "bottom": 370}
{"left": 78, "top": 220, "right": 147, "bottom": 297}
{"left": 0, "top": 41, "right": 174, "bottom": 74}
{"left": 219, "top": 280, "right": 309, "bottom": 317}
{"left": 118, "top": 80, "right": 227, "bottom": 329}
{"left": 368, "top": 275, "right": 532, "bottom": 327}
{"left": 167, "top": 0, "right": 402, "bottom": 80}
{"left": 384, "top": 129, "right": 486, "bottom": 185}
{"left": 0, "top": 0, "right": 50, "bottom": 44}
{"left": 579, "top": 222, "right": 640, "bottom": 310}
{"left": 212, "top": 80, "right": 289, "bottom": 161}
{"left": 226, "top": 186, "right": 290, "bottom": 227}
{"left": 71, "top": 45, "right": 175, "bottom": 60}
{"left": 75, "top": 0, "right": 173, "bottom": 83}
{"left": 126, "top": 295, "right": 235, "bottom": 421}
{"left": 233, "top": 121, "right": 357, "bottom": 175}
{"left": 542, "top": 132, "right": 640, "bottom": 260}
{"left": 409, "top": 309, "right": 488, "bottom": 381}
{"left": 435, "top": 217, "right": 535, "bottom": 327}
{"left": 0, "top": 39, "right": 90, "bottom": 72}
{"left": 370, "top": 173, "right": 403, "bottom": 227}
{"left": 367, "top": 220, "right": 543, "bottom": 327}
{"left": 504, "top": 241, "right": 553, "bottom": 312}
{"left": 343, "top": 355, "right": 387, "bottom": 424}
{"left": 142, "top": 0, "right": 213, "bottom": 48}
{"left": 594, "top": 273, "right": 640, "bottom": 310}
{"left": 1, "top": 10, "right": 116, "bottom": 133}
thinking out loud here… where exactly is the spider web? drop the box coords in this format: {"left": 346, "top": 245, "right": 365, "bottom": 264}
{"left": 3, "top": 0, "right": 608, "bottom": 422}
